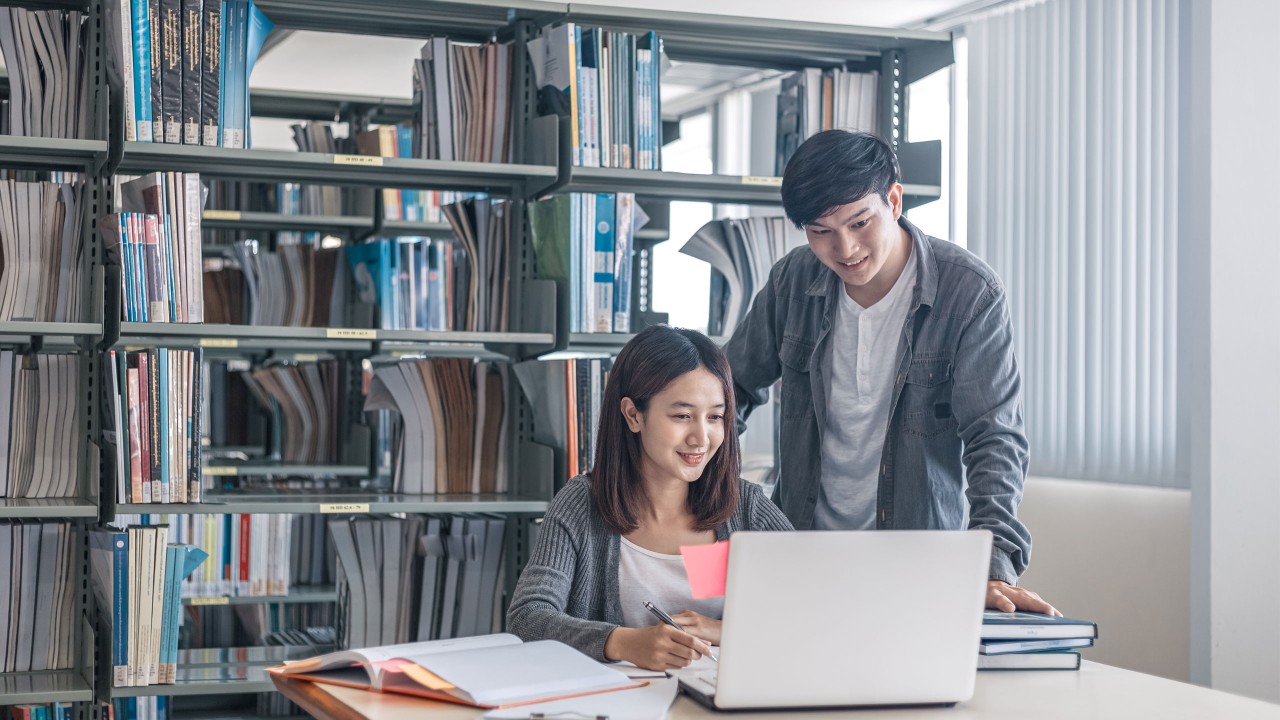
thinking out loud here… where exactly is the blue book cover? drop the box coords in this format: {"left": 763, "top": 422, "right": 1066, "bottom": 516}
{"left": 980, "top": 637, "right": 1094, "bottom": 655}
{"left": 131, "top": 0, "right": 154, "bottom": 141}
{"left": 218, "top": 0, "right": 243, "bottom": 147}
{"left": 158, "top": 545, "right": 177, "bottom": 680}
{"left": 241, "top": 0, "right": 273, "bottom": 147}
{"left": 612, "top": 194, "right": 635, "bottom": 333}
{"left": 157, "top": 349, "right": 171, "bottom": 502}
{"left": 591, "top": 192, "right": 615, "bottom": 332}
{"left": 982, "top": 611, "right": 1098, "bottom": 640}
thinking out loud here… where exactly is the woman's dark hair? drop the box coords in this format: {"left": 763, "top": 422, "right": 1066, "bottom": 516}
{"left": 590, "top": 325, "right": 740, "bottom": 535}
{"left": 780, "top": 129, "right": 901, "bottom": 229}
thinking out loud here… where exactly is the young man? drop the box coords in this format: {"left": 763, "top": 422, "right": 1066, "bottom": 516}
{"left": 725, "top": 130, "right": 1057, "bottom": 615}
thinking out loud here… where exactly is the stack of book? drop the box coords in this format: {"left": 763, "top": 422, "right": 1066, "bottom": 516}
{"left": 6, "top": 704, "right": 75, "bottom": 720}
{"left": 87, "top": 526, "right": 209, "bottom": 688}
{"left": 204, "top": 239, "right": 350, "bottom": 327}
{"left": 329, "top": 514, "right": 507, "bottom": 648}
{"left": 0, "top": 180, "right": 86, "bottom": 323}
{"left": 105, "top": 0, "right": 273, "bottom": 146}
{"left": 513, "top": 358, "right": 611, "bottom": 482}
{"left": 0, "top": 521, "right": 76, "bottom": 673}
{"left": 0, "top": 9, "right": 90, "bottom": 139}
{"left": 978, "top": 611, "right": 1099, "bottom": 670}
{"left": 531, "top": 24, "right": 664, "bottom": 170}
{"left": 0, "top": 352, "right": 81, "bottom": 499}
{"left": 102, "top": 172, "right": 206, "bottom": 324}
{"left": 775, "top": 68, "right": 879, "bottom": 174}
{"left": 105, "top": 348, "right": 204, "bottom": 504}
{"left": 411, "top": 38, "right": 513, "bottom": 163}
{"left": 680, "top": 216, "right": 806, "bottom": 336}
{"left": 364, "top": 358, "right": 506, "bottom": 495}
{"left": 529, "top": 192, "right": 645, "bottom": 334}
{"left": 241, "top": 359, "right": 345, "bottom": 465}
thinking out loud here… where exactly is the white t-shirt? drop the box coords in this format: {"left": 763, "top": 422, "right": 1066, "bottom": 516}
{"left": 617, "top": 537, "right": 724, "bottom": 628}
{"left": 814, "top": 249, "right": 918, "bottom": 530}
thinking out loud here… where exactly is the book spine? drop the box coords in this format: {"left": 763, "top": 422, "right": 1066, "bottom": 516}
{"left": 591, "top": 192, "right": 615, "bottom": 332}
{"left": 160, "top": 0, "right": 182, "bottom": 142}
{"left": 182, "top": 0, "right": 202, "bottom": 144}
{"left": 116, "top": 0, "right": 137, "bottom": 142}
{"left": 112, "top": 532, "right": 129, "bottom": 686}
{"left": 157, "top": 349, "right": 170, "bottom": 504}
{"left": 146, "top": 350, "right": 161, "bottom": 501}
{"left": 126, "top": 363, "right": 144, "bottom": 503}
{"left": 201, "top": 1, "right": 222, "bottom": 146}
{"left": 149, "top": 0, "right": 163, "bottom": 141}
{"left": 190, "top": 348, "right": 203, "bottom": 501}
{"left": 131, "top": 0, "right": 154, "bottom": 141}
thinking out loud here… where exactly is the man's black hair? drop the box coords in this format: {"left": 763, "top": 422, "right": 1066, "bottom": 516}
{"left": 780, "top": 130, "right": 901, "bottom": 229}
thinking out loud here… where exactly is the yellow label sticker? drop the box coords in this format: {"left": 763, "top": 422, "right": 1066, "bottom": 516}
{"left": 740, "top": 175, "right": 783, "bottom": 187}
{"left": 333, "top": 154, "right": 384, "bottom": 167}
{"left": 326, "top": 328, "right": 376, "bottom": 340}
{"left": 292, "top": 353, "right": 320, "bottom": 363}
{"left": 202, "top": 209, "right": 243, "bottom": 221}
{"left": 199, "top": 337, "right": 239, "bottom": 348}
{"left": 320, "top": 503, "right": 371, "bottom": 514}
{"left": 202, "top": 466, "right": 238, "bottom": 476}
{"left": 123, "top": 346, "right": 146, "bottom": 352}
{"left": 189, "top": 596, "right": 230, "bottom": 606}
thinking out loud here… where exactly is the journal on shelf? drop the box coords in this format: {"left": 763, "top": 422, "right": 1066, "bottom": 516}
{"left": 271, "top": 633, "right": 640, "bottom": 708}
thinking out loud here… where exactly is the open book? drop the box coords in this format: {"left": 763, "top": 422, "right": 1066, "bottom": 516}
{"left": 270, "top": 633, "right": 640, "bottom": 708}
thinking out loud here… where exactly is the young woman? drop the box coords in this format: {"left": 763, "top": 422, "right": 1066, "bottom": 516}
{"left": 507, "top": 325, "right": 793, "bottom": 671}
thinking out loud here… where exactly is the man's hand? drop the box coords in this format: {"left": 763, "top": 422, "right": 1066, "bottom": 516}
{"left": 986, "top": 580, "right": 1062, "bottom": 617}
{"left": 671, "top": 610, "right": 722, "bottom": 645}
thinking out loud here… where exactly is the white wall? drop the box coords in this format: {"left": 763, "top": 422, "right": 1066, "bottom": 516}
{"left": 1183, "top": 0, "right": 1280, "bottom": 703}
{"left": 1017, "top": 477, "right": 1189, "bottom": 681}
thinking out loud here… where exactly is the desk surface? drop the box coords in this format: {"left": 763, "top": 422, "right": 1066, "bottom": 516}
{"left": 271, "top": 662, "right": 1280, "bottom": 720}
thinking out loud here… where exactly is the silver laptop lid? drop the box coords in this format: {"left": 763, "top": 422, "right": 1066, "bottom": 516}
{"left": 713, "top": 530, "right": 991, "bottom": 709}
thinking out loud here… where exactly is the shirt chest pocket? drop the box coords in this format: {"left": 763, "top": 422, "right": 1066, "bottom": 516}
{"left": 901, "top": 358, "right": 956, "bottom": 439}
{"left": 778, "top": 339, "right": 814, "bottom": 419}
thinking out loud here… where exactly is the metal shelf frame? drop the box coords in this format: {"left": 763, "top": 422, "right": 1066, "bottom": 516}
{"left": 181, "top": 586, "right": 338, "bottom": 606}
{"left": 201, "top": 209, "right": 453, "bottom": 236}
{"left": 0, "top": 670, "right": 95, "bottom": 705}
{"left": 115, "top": 493, "right": 549, "bottom": 516}
{"left": 0, "top": 498, "right": 99, "bottom": 519}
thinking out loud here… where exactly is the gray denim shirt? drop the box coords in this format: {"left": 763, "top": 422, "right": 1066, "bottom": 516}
{"left": 724, "top": 217, "right": 1030, "bottom": 584}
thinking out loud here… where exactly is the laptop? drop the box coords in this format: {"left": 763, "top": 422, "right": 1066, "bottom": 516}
{"left": 672, "top": 530, "right": 992, "bottom": 710}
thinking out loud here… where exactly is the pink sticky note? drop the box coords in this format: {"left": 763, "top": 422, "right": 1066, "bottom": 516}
{"left": 680, "top": 540, "right": 730, "bottom": 599}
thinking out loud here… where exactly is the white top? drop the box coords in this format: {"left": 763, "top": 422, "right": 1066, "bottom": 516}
{"left": 617, "top": 537, "right": 725, "bottom": 628}
{"left": 815, "top": 248, "right": 918, "bottom": 531}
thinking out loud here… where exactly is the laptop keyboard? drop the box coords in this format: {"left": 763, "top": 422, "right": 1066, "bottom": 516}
{"left": 697, "top": 670, "right": 718, "bottom": 688}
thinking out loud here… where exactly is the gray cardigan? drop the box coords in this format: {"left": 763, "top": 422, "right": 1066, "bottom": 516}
{"left": 506, "top": 475, "right": 794, "bottom": 661}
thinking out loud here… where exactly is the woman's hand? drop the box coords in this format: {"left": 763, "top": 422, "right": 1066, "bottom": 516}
{"left": 671, "top": 610, "right": 722, "bottom": 645}
{"left": 986, "top": 580, "right": 1062, "bottom": 617}
{"left": 604, "top": 624, "right": 712, "bottom": 671}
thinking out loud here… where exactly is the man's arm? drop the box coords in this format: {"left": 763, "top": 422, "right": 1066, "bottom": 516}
{"left": 950, "top": 284, "right": 1032, "bottom": 585}
{"left": 723, "top": 262, "right": 784, "bottom": 435}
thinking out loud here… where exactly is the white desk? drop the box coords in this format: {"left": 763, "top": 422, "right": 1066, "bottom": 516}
{"left": 272, "top": 661, "right": 1280, "bottom": 720}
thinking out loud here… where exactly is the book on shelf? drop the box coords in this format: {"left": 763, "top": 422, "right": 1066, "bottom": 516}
{"left": 0, "top": 8, "right": 90, "bottom": 139}
{"left": 111, "top": 697, "right": 171, "bottom": 720}
{"left": 0, "top": 180, "right": 86, "bottom": 323}
{"left": 412, "top": 37, "right": 513, "bottom": 164}
{"left": 7, "top": 704, "right": 75, "bottom": 720}
{"left": 240, "top": 359, "right": 346, "bottom": 466}
{"left": 529, "top": 24, "right": 663, "bottom": 170}
{"left": 88, "top": 526, "right": 209, "bottom": 687}
{"left": 365, "top": 358, "right": 507, "bottom": 495}
{"left": 0, "top": 521, "right": 76, "bottom": 673}
{"left": 0, "top": 352, "right": 81, "bottom": 499}
{"left": 775, "top": 67, "right": 878, "bottom": 174}
{"left": 680, "top": 216, "right": 806, "bottom": 337}
{"left": 114, "top": 512, "right": 319, "bottom": 599}
{"left": 981, "top": 611, "right": 1099, "bottom": 640}
{"left": 513, "top": 358, "right": 610, "bottom": 482}
{"left": 977, "top": 649, "right": 1082, "bottom": 671}
{"left": 101, "top": 172, "right": 206, "bottom": 324}
{"left": 105, "top": 348, "right": 204, "bottom": 504}
{"left": 529, "top": 192, "right": 647, "bottom": 334}
{"left": 271, "top": 632, "right": 639, "bottom": 708}
{"left": 104, "top": 0, "right": 272, "bottom": 146}
{"left": 980, "top": 637, "right": 1094, "bottom": 655}
{"left": 204, "top": 238, "right": 350, "bottom": 327}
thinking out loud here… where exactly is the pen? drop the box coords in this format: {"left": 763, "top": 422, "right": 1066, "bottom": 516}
{"left": 643, "top": 600, "right": 719, "bottom": 662}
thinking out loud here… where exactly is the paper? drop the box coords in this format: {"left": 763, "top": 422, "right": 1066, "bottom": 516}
{"left": 484, "top": 678, "right": 678, "bottom": 720}
{"left": 680, "top": 541, "right": 730, "bottom": 599}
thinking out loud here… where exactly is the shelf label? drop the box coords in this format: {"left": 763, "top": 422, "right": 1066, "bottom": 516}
{"left": 203, "top": 209, "right": 242, "bottom": 221}
{"left": 741, "top": 175, "right": 783, "bottom": 187}
{"left": 189, "top": 596, "right": 230, "bottom": 606}
{"left": 326, "top": 328, "right": 377, "bottom": 340}
{"left": 123, "top": 346, "right": 146, "bottom": 352}
{"left": 203, "top": 466, "right": 238, "bottom": 476}
{"left": 333, "top": 154, "right": 384, "bottom": 167}
{"left": 320, "top": 503, "right": 371, "bottom": 514}
{"left": 199, "top": 337, "right": 239, "bottom": 348}
{"left": 292, "top": 353, "right": 320, "bottom": 363}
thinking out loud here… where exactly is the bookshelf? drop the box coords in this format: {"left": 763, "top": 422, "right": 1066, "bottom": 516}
{"left": 0, "top": 0, "right": 950, "bottom": 715}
